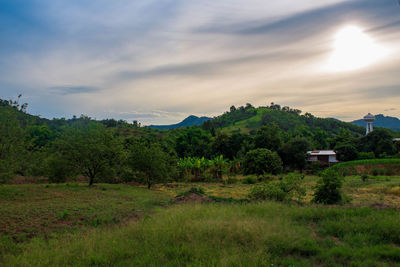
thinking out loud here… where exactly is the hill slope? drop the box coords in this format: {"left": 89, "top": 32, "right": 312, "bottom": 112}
{"left": 203, "top": 106, "right": 365, "bottom": 137}
{"left": 149, "top": 115, "right": 212, "bottom": 130}
{"left": 351, "top": 114, "right": 400, "bottom": 132}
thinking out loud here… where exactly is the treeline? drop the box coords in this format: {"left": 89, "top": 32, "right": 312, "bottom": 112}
{"left": 0, "top": 97, "right": 399, "bottom": 186}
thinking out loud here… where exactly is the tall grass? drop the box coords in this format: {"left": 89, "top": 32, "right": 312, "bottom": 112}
{"left": 3, "top": 202, "right": 400, "bottom": 266}
{"left": 329, "top": 159, "right": 400, "bottom": 176}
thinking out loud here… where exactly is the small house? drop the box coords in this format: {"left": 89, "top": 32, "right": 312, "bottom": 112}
{"left": 307, "top": 150, "right": 339, "bottom": 165}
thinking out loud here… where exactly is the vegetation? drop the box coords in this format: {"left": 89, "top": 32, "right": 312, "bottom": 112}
{"left": 249, "top": 173, "right": 306, "bottom": 202}
{"left": 242, "top": 148, "right": 283, "bottom": 175}
{"left": 313, "top": 170, "right": 344, "bottom": 204}
{"left": 2, "top": 201, "right": 400, "bottom": 266}
{"left": 2, "top": 97, "right": 400, "bottom": 266}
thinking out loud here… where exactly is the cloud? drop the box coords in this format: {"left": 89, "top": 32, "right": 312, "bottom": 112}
{"left": 0, "top": 0, "right": 399, "bottom": 124}
{"left": 49, "top": 86, "right": 102, "bottom": 95}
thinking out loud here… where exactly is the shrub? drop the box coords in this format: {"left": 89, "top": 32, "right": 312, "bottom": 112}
{"left": 224, "top": 177, "right": 239, "bottom": 184}
{"left": 313, "top": 170, "right": 343, "bottom": 205}
{"left": 250, "top": 182, "right": 286, "bottom": 201}
{"left": 177, "top": 186, "right": 205, "bottom": 197}
{"left": 188, "top": 186, "right": 205, "bottom": 195}
{"left": 357, "top": 152, "right": 375, "bottom": 160}
{"left": 372, "top": 169, "right": 379, "bottom": 176}
{"left": 361, "top": 174, "right": 368, "bottom": 182}
{"left": 258, "top": 174, "right": 274, "bottom": 183}
{"left": 46, "top": 156, "right": 74, "bottom": 183}
{"left": 335, "top": 144, "right": 358, "bottom": 161}
{"left": 249, "top": 173, "right": 305, "bottom": 202}
{"left": 308, "top": 161, "right": 324, "bottom": 175}
{"left": 242, "top": 148, "right": 283, "bottom": 175}
{"left": 242, "top": 176, "right": 257, "bottom": 184}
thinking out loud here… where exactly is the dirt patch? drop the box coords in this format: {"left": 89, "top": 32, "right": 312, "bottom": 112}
{"left": 174, "top": 193, "right": 215, "bottom": 204}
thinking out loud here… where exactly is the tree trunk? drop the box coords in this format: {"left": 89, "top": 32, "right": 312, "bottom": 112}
{"left": 89, "top": 176, "right": 94, "bottom": 186}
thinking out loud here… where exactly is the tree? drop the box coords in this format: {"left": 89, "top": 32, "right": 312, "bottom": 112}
{"left": 280, "top": 137, "right": 311, "bottom": 170}
{"left": 0, "top": 106, "right": 27, "bottom": 182}
{"left": 358, "top": 128, "right": 395, "bottom": 157}
{"left": 254, "top": 123, "right": 283, "bottom": 152}
{"left": 128, "top": 142, "right": 172, "bottom": 188}
{"left": 175, "top": 128, "right": 211, "bottom": 158}
{"left": 313, "top": 170, "right": 343, "bottom": 204}
{"left": 54, "top": 124, "right": 123, "bottom": 186}
{"left": 334, "top": 144, "right": 358, "bottom": 162}
{"left": 242, "top": 148, "right": 282, "bottom": 175}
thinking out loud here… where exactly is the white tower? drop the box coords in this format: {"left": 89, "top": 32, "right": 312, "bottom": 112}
{"left": 363, "top": 113, "right": 375, "bottom": 135}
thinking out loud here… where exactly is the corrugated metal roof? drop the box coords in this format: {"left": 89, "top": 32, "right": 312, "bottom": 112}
{"left": 307, "top": 150, "right": 336, "bottom": 155}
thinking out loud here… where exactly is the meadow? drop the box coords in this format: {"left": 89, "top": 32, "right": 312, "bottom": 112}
{"left": 1, "top": 174, "right": 400, "bottom": 266}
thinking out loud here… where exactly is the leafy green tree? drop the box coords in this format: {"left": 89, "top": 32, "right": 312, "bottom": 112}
{"left": 175, "top": 128, "right": 211, "bottom": 158}
{"left": 129, "top": 142, "right": 172, "bottom": 188}
{"left": 358, "top": 128, "right": 395, "bottom": 157}
{"left": 335, "top": 144, "right": 358, "bottom": 162}
{"left": 0, "top": 106, "right": 27, "bottom": 182}
{"left": 313, "top": 127, "right": 328, "bottom": 149}
{"left": 328, "top": 128, "right": 356, "bottom": 148}
{"left": 54, "top": 123, "right": 123, "bottom": 186}
{"left": 280, "top": 137, "right": 311, "bottom": 170}
{"left": 313, "top": 170, "right": 343, "bottom": 204}
{"left": 28, "top": 125, "right": 53, "bottom": 149}
{"left": 242, "top": 148, "right": 282, "bottom": 175}
{"left": 254, "top": 123, "right": 283, "bottom": 152}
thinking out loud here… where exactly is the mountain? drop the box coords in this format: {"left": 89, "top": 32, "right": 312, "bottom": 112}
{"left": 202, "top": 105, "right": 365, "bottom": 137}
{"left": 149, "top": 115, "right": 212, "bottom": 130}
{"left": 351, "top": 114, "right": 400, "bottom": 132}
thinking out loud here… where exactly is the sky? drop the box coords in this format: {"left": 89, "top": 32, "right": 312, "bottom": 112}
{"left": 0, "top": 0, "right": 399, "bottom": 125}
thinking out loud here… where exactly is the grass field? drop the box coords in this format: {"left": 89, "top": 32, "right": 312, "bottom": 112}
{"left": 1, "top": 175, "right": 400, "bottom": 266}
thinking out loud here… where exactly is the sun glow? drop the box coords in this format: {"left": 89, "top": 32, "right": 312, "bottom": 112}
{"left": 326, "top": 25, "right": 388, "bottom": 72}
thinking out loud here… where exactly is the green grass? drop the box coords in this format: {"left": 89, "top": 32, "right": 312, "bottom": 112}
{"left": 2, "top": 178, "right": 400, "bottom": 266}
{"left": 330, "top": 159, "right": 400, "bottom": 169}
{"left": 328, "top": 159, "right": 400, "bottom": 177}
{"left": 0, "top": 183, "right": 171, "bottom": 246}
{"left": 2, "top": 202, "right": 400, "bottom": 266}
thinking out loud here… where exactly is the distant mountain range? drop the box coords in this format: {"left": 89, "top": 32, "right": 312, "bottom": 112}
{"left": 351, "top": 114, "right": 400, "bottom": 132}
{"left": 148, "top": 115, "right": 212, "bottom": 130}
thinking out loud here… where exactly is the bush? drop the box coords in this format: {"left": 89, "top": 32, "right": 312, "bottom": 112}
{"left": 224, "top": 177, "right": 239, "bottom": 184}
{"left": 188, "top": 186, "right": 205, "bottom": 195}
{"left": 372, "top": 169, "right": 379, "bottom": 176}
{"left": 242, "top": 176, "right": 257, "bottom": 184}
{"left": 249, "top": 173, "right": 305, "bottom": 202}
{"left": 313, "top": 170, "right": 343, "bottom": 205}
{"left": 242, "top": 148, "right": 283, "bottom": 175}
{"left": 361, "top": 174, "right": 368, "bottom": 182}
{"left": 46, "top": 156, "right": 74, "bottom": 183}
{"left": 357, "top": 152, "right": 375, "bottom": 160}
{"left": 177, "top": 186, "right": 205, "bottom": 197}
{"left": 335, "top": 144, "right": 358, "bottom": 162}
{"left": 308, "top": 161, "right": 324, "bottom": 175}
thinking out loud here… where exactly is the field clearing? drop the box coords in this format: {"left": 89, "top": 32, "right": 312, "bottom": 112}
{"left": 2, "top": 202, "right": 400, "bottom": 266}
{"left": 2, "top": 175, "right": 400, "bottom": 266}
{"left": 157, "top": 175, "right": 400, "bottom": 206}
{"left": 0, "top": 184, "right": 171, "bottom": 244}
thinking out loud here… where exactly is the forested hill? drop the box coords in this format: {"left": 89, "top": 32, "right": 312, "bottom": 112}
{"left": 351, "top": 114, "right": 400, "bottom": 132}
{"left": 149, "top": 115, "right": 212, "bottom": 130}
{"left": 202, "top": 103, "right": 365, "bottom": 137}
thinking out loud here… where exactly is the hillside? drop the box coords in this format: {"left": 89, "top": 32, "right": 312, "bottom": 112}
{"left": 351, "top": 114, "right": 400, "bottom": 132}
{"left": 202, "top": 105, "right": 365, "bottom": 137}
{"left": 149, "top": 115, "right": 212, "bottom": 130}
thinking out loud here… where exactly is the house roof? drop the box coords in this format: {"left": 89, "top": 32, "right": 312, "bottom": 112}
{"left": 307, "top": 150, "right": 336, "bottom": 156}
